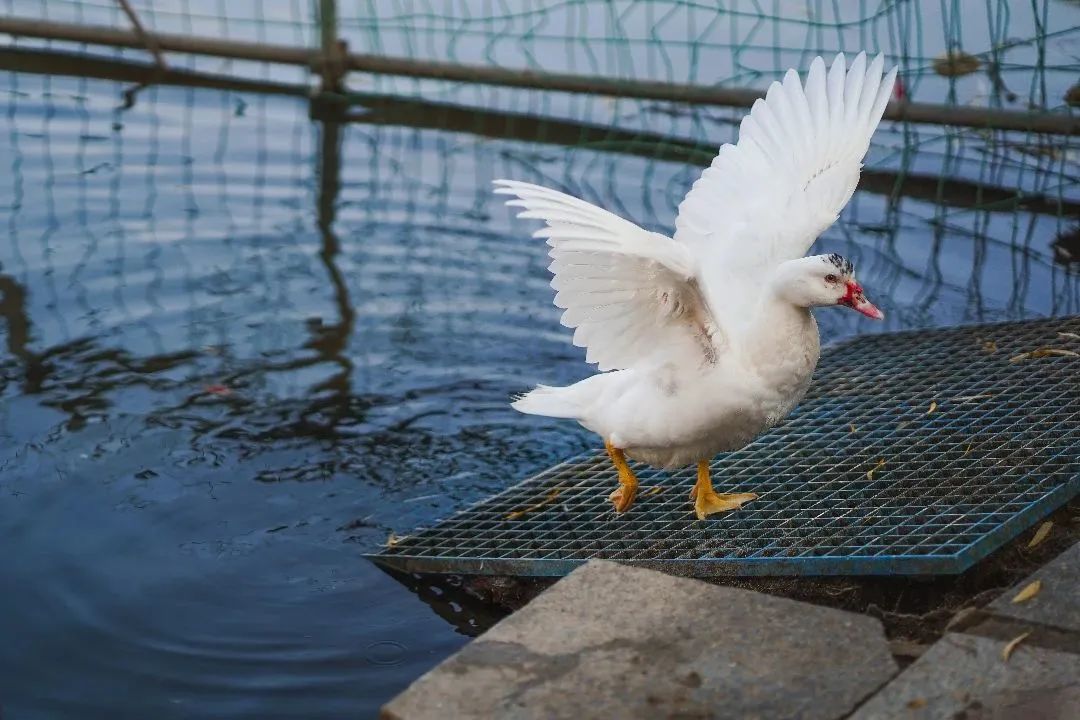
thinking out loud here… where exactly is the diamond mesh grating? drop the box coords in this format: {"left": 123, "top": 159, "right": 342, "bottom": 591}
{"left": 371, "top": 318, "right": 1080, "bottom": 577}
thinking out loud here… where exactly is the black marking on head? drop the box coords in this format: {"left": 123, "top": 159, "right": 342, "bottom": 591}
{"left": 825, "top": 253, "right": 854, "bottom": 276}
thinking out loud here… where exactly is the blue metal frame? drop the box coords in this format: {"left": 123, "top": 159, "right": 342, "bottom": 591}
{"left": 369, "top": 316, "right": 1080, "bottom": 578}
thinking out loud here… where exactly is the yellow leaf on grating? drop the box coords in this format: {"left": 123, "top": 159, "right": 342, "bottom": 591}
{"left": 506, "top": 486, "right": 564, "bottom": 520}
{"left": 1011, "top": 580, "right": 1042, "bottom": 604}
{"left": 849, "top": 423, "right": 857, "bottom": 434}
{"left": 866, "top": 458, "right": 886, "bottom": 481}
{"left": 1027, "top": 521, "right": 1053, "bottom": 549}
{"left": 1009, "top": 347, "right": 1080, "bottom": 363}
{"left": 385, "top": 532, "right": 408, "bottom": 547}
{"left": 1001, "top": 632, "right": 1031, "bottom": 662}
{"left": 963, "top": 444, "right": 973, "bottom": 457}
{"left": 644, "top": 485, "right": 665, "bottom": 496}
{"left": 927, "top": 401, "right": 938, "bottom": 415}
{"left": 981, "top": 340, "right": 998, "bottom": 353}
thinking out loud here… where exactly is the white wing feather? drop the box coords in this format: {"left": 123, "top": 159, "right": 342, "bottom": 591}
{"left": 497, "top": 52, "right": 893, "bottom": 368}
{"left": 494, "top": 180, "right": 718, "bottom": 372}
{"left": 674, "top": 52, "right": 896, "bottom": 273}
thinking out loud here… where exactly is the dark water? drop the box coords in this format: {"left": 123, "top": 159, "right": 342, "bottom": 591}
{"left": 1, "top": 22, "right": 1078, "bottom": 720}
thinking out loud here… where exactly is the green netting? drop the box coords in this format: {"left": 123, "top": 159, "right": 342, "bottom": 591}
{"left": 4, "top": 1, "right": 1078, "bottom": 112}
{"left": 0, "top": 0, "right": 1076, "bottom": 333}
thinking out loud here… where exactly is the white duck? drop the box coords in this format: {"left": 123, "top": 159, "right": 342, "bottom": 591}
{"left": 496, "top": 52, "right": 895, "bottom": 520}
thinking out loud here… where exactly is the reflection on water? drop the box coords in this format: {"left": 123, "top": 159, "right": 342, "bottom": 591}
{"left": 0, "top": 3, "right": 1078, "bottom": 718}
{"left": 0, "top": 77, "right": 599, "bottom": 719}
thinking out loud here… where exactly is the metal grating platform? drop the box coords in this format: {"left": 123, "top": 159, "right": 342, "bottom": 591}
{"left": 371, "top": 317, "right": 1080, "bottom": 577}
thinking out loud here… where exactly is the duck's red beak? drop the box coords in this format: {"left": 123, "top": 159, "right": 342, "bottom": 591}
{"left": 840, "top": 281, "right": 884, "bottom": 320}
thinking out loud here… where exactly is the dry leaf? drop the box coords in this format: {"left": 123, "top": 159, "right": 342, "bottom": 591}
{"left": 1001, "top": 632, "right": 1031, "bottom": 662}
{"left": 849, "top": 423, "right": 857, "bottom": 434}
{"left": 906, "top": 697, "right": 927, "bottom": 709}
{"left": 1008, "top": 347, "right": 1080, "bottom": 363}
{"left": 945, "top": 606, "right": 981, "bottom": 632}
{"left": 932, "top": 51, "right": 980, "bottom": 77}
{"left": 506, "top": 486, "right": 564, "bottom": 520}
{"left": 866, "top": 458, "right": 886, "bottom": 481}
{"left": 927, "top": 401, "right": 938, "bottom": 415}
{"left": 1058, "top": 332, "right": 1080, "bottom": 341}
{"left": 644, "top": 485, "right": 665, "bottom": 496}
{"left": 385, "top": 532, "right": 408, "bottom": 547}
{"left": 981, "top": 340, "right": 998, "bottom": 354}
{"left": 1027, "top": 521, "right": 1053, "bottom": 549}
{"left": 1067, "top": 84, "right": 1080, "bottom": 108}
{"left": 1011, "top": 580, "right": 1042, "bottom": 604}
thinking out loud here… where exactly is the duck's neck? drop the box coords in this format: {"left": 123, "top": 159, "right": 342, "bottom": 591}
{"left": 748, "top": 292, "right": 815, "bottom": 354}
{"left": 751, "top": 260, "right": 818, "bottom": 337}
{"left": 741, "top": 263, "right": 820, "bottom": 384}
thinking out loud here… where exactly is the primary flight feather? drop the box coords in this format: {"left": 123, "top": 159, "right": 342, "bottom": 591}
{"left": 496, "top": 52, "right": 896, "bottom": 519}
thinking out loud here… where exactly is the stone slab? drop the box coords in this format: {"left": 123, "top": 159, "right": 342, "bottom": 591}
{"left": 988, "top": 542, "right": 1080, "bottom": 634}
{"left": 850, "top": 633, "right": 1080, "bottom": 719}
{"left": 382, "top": 560, "right": 897, "bottom": 720}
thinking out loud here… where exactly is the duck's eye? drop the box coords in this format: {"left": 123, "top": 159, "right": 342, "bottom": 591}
{"left": 825, "top": 274, "right": 839, "bottom": 284}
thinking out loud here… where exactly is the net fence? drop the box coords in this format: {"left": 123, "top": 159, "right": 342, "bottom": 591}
{"left": 0, "top": 0, "right": 1077, "bottom": 456}
{"left": 5, "top": 1, "right": 1079, "bottom": 110}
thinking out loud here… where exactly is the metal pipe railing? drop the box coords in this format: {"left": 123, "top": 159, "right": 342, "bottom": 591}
{"left": 0, "top": 16, "right": 315, "bottom": 66}
{"left": 1, "top": 15, "right": 1077, "bottom": 135}
{"left": 2, "top": 43, "right": 1075, "bottom": 219}
{"left": 115, "top": 0, "right": 167, "bottom": 70}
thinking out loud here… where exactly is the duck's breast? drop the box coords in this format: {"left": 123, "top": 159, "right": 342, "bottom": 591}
{"left": 739, "top": 301, "right": 820, "bottom": 414}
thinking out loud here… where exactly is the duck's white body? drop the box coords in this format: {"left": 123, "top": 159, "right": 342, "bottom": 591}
{"left": 521, "top": 304, "right": 819, "bottom": 469}
{"left": 498, "top": 52, "right": 895, "bottom": 471}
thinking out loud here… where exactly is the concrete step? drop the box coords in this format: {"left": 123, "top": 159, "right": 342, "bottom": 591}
{"left": 381, "top": 559, "right": 897, "bottom": 719}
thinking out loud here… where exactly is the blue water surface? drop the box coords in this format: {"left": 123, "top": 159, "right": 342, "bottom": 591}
{"left": 0, "top": 7, "right": 1078, "bottom": 717}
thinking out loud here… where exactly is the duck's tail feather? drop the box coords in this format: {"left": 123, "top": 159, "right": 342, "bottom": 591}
{"left": 511, "top": 384, "right": 581, "bottom": 419}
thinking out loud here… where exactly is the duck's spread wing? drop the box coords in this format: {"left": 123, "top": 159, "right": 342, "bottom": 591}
{"left": 495, "top": 180, "right": 720, "bottom": 372}
{"left": 674, "top": 52, "right": 896, "bottom": 272}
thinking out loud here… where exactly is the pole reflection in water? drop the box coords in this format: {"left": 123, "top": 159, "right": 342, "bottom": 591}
{"left": 0, "top": 5, "right": 1077, "bottom": 716}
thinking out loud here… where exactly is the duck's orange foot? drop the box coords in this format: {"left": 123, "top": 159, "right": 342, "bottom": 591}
{"left": 604, "top": 439, "right": 639, "bottom": 513}
{"left": 609, "top": 482, "right": 638, "bottom": 513}
{"left": 694, "top": 490, "right": 758, "bottom": 520}
{"left": 691, "top": 459, "right": 757, "bottom": 519}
